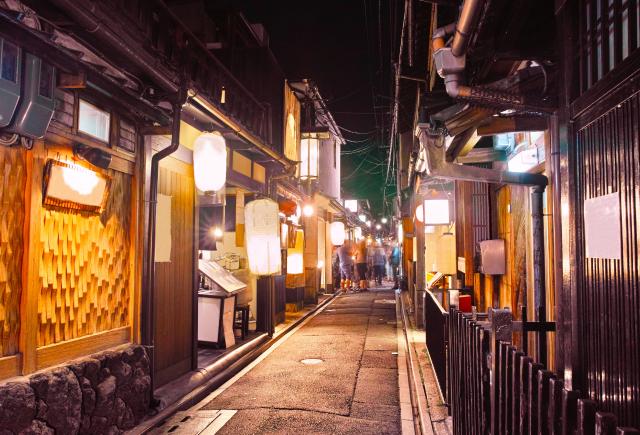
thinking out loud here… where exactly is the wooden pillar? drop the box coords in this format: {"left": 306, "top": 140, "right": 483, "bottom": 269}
{"left": 303, "top": 213, "right": 318, "bottom": 305}
{"left": 415, "top": 196, "right": 426, "bottom": 328}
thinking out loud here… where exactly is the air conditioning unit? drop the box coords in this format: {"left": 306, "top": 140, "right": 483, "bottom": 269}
{"left": 12, "top": 53, "right": 56, "bottom": 139}
{"left": 479, "top": 239, "right": 506, "bottom": 275}
{"left": 0, "top": 38, "right": 21, "bottom": 128}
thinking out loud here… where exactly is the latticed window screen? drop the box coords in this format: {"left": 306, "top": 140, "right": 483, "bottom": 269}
{"left": 578, "top": 0, "right": 640, "bottom": 94}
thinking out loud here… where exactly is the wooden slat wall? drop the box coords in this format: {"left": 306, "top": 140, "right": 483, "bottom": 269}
{"left": 574, "top": 90, "right": 640, "bottom": 428}
{"left": 496, "top": 185, "right": 528, "bottom": 318}
{"left": 154, "top": 159, "right": 195, "bottom": 387}
{"left": 0, "top": 147, "right": 26, "bottom": 356}
{"left": 37, "top": 153, "right": 132, "bottom": 347}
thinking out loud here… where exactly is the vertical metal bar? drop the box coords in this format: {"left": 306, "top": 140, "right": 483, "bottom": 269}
{"left": 601, "top": 0, "right": 611, "bottom": 76}
{"left": 628, "top": 0, "right": 638, "bottom": 53}
{"left": 531, "top": 186, "right": 548, "bottom": 366}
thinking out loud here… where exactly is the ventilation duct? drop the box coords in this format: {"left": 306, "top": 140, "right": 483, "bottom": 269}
{"left": 0, "top": 38, "right": 21, "bottom": 128}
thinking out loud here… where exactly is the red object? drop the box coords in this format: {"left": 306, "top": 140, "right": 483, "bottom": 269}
{"left": 458, "top": 295, "right": 472, "bottom": 313}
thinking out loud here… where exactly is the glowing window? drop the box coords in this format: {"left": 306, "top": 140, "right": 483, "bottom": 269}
{"left": 79, "top": 99, "right": 110, "bottom": 142}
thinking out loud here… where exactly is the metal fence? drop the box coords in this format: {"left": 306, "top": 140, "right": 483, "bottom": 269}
{"left": 447, "top": 307, "right": 640, "bottom": 435}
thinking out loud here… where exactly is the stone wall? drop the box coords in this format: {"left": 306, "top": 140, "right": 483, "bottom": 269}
{"left": 0, "top": 345, "right": 150, "bottom": 434}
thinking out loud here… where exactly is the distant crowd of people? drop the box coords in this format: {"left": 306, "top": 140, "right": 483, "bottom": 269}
{"left": 332, "top": 239, "right": 400, "bottom": 290}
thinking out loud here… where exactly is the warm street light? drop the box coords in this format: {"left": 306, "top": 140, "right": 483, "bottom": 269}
{"left": 193, "top": 132, "right": 227, "bottom": 194}
{"left": 287, "top": 229, "right": 304, "bottom": 274}
{"left": 375, "top": 224, "right": 381, "bottom": 230}
{"left": 358, "top": 214, "right": 367, "bottom": 222}
{"left": 381, "top": 217, "right": 388, "bottom": 224}
{"left": 210, "top": 227, "right": 223, "bottom": 239}
{"left": 302, "top": 203, "right": 314, "bottom": 217}
{"left": 366, "top": 220, "right": 371, "bottom": 227}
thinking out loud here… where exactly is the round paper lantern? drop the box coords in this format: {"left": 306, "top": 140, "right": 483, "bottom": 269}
{"left": 330, "top": 221, "right": 346, "bottom": 246}
{"left": 193, "top": 132, "right": 227, "bottom": 194}
{"left": 244, "top": 199, "right": 281, "bottom": 275}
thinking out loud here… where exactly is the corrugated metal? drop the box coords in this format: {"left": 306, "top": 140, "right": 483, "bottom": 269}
{"left": 574, "top": 90, "right": 640, "bottom": 428}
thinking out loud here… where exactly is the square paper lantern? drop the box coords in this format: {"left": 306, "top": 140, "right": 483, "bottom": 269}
{"left": 300, "top": 134, "right": 319, "bottom": 179}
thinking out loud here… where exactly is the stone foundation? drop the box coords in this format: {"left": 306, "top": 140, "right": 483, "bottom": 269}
{"left": 0, "top": 344, "right": 150, "bottom": 434}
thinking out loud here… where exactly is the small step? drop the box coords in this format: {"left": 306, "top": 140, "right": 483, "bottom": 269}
{"left": 149, "top": 409, "right": 237, "bottom": 434}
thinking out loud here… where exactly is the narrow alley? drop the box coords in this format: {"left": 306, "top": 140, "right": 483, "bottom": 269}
{"left": 152, "top": 288, "right": 406, "bottom": 434}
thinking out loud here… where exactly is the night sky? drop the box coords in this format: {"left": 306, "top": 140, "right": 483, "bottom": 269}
{"left": 231, "top": 0, "right": 402, "bottom": 216}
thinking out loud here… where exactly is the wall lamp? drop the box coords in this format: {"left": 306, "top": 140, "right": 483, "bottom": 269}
{"left": 73, "top": 143, "right": 112, "bottom": 170}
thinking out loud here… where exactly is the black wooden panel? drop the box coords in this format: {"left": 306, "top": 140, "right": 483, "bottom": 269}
{"left": 574, "top": 90, "right": 640, "bottom": 428}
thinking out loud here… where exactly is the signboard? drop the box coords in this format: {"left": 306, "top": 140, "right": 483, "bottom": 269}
{"left": 199, "top": 259, "right": 246, "bottom": 294}
{"left": 584, "top": 192, "right": 621, "bottom": 259}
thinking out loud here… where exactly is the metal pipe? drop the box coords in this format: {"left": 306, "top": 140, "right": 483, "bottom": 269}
{"left": 141, "top": 89, "right": 186, "bottom": 399}
{"left": 417, "top": 125, "right": 548, "bottom": 187}
{"left": 451, "top": 0, "right": 486, "bottom": 57}
{"left": 530, "top": 186, "right": 548, "bottom": 365}
{"left": 48, "top": 0, "right": 179, "bottom": 93}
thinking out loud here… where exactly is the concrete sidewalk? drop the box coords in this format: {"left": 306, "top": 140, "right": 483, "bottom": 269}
{"left": 185, "top": 287, "right": 402, "bottom": 434}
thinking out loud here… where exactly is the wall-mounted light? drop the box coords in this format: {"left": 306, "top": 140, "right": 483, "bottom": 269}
{"left": 43, "top": 159, "right": 109, "bottom": 213}
{"left": 245, "top": 199, "right": 281, "bottom": 275}
{"left": 302, "top": 203, "right": 314, "bottom": 217}
{"left": 330, "top": 221, "right": 346, "bottom": 246}
{"left": 210, "top": 227, "right": 223, "bottom": 239}
{"left": 73, "top": 143, "right": 112, "bottom": 170}
{"left": 193, "top": 132, "right": 227, "bottom": 195}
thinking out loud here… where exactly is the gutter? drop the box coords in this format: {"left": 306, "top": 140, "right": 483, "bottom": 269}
{"left": 190, "top": 93, "right": 293, "bottom": 169}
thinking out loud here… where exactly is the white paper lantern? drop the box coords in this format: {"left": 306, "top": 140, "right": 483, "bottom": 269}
{"left": 244, "top": 199, "right": 281, "bottom": 275}
{"left": 287, "top": 229, "right": 304, "bottom": 274}
{"left": 193, "top": 132, "right": 227, "bottom": 194}
{"left": 330, "top": 221, "right": 346, "bottom": 246}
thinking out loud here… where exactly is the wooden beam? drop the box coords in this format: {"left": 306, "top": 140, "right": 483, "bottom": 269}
{"left": 36, "top": 326, "right": 130, "bottom": 371}
{"left": 446, "top": 128, "right": 483, "bottom": 161}
{"left": 477, "top": 116, "right": 548, "bottom": 136}
{"left": 57, "top": 71, "right": 87, "bottom": 89}
{"left": 0, "top": 355, "right": 21, "bottom": 380}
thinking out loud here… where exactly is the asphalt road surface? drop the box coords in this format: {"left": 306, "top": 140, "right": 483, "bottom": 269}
{"left": 197, "top": 287, "right": 402, "bottom": 434}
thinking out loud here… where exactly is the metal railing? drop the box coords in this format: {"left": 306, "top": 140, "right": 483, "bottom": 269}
{"left": 447, "top": 307, "right": 640, "bottom": 434}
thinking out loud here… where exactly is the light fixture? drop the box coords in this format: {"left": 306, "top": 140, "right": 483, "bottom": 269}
{"left": 330, "top": 221, "right": 346, "bottom": 246}
{"left": 300, "top": 133, "right": 320, "bottom": 179}
{"left": 193, "top": 132, "right": 227, "bottom": 195}
{"left": 317, "top": 260, "right": 324, "bottom": 269}
{"left": 302, "top": 203, "right": 314, "bottom": 217}
{"left": 211, "top": 227, "right": 223, "bottom": 239}
{"left": 375, "top": 224, "right": 381, "bottom": 230}
{"left": 354, "top": 227, "right": 363, "bottom": 240}
{"left": 245, "top": 199, "right": 281, "bottom": 275}
{"left": 73, "top": 143, "right": 112, "bottom": 170}
{"left": 381, "top": 217, "right": 388, "bottom": 224}
{"left": 397, "top": 222, "right": 403, "bottom": 243}
{"left": 43, "top": 160, "right": 109, "bottom": 213}
{"left": 416, "top": 199, "right": 450, "bottom": 225}
{"left": 366, "top": 220, "right": 371, "bottom": 228}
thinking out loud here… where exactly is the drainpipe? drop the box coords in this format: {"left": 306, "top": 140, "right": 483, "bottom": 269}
{"left": 431, "top": 0, "right": 554, "bottom": 113}
{"left": 141, "top": 88, "right": 186, "bottom": 400}
{"left": 416, "top": 124, "right": 549, "bottom": 360}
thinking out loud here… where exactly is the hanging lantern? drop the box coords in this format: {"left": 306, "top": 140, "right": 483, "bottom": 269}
{"left": 330, "top": 221, "right": 346, "bottom": 246}
{"left": 435, "top": 232, "right": 457, "bottom": 275}
{"left": 287, "top": 229, "right": 304, "bottom": 274}
{"left": 244, "top": 199, "right": 281, "bottom": 275}
{"left": 193, "top": 132, "right": 227, "bottom": 194}
{"left": 415, "top": 199, "right": 450, "bottom": 224}
{"left": 300, "top": 133, "right": 320, "bottom": 179}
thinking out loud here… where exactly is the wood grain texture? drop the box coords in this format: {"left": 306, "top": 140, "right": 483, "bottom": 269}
{"left": 37, "top": 152, "right": 132, "bottom": 347}
{"left": 0, "top": 147, "right": 26, "bottom": 357}
{"left": 36, "top": 325, "right": 129, "bottom": 370}
{"left": 154, "top": 160, "right": 195, "bottom": 387}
